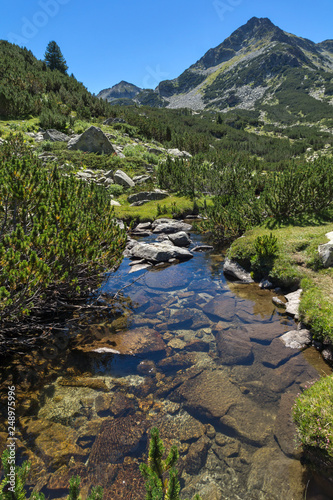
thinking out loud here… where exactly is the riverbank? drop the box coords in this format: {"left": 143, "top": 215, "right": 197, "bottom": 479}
{"left": 226, "top": 221, "right": 333, "bottom": 483}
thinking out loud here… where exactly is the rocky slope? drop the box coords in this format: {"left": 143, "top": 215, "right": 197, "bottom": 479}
{"left": 98, "top": 17, "right": 333, "bottom": 117}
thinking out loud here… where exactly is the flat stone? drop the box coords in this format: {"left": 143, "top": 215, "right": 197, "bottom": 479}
{"left": 20, "top": 418, "right": 86, "bottom": 468}
{"left": 280, "top": 329, "right": 312, "bottom": 349}
{"left": 89, "top": 415, "right": 147, "bottom": 465}
{"left": 285, "top": 289, "right": 302, "bottom": 319}
{"left": 171, "top": 369, "right": 242, "bottom": 420}
{"left": 143, "top": 266, "right": 190, "bottom": 290}
{"left": 203, "top": 296, "right": 236, "bottom": 321}
{"left": 274, "top": 392, "right": 301, "bottom": 458}
{"left": 152, "top": 219, "right": 192, "bottom": 234}
{"left": 192, "top": 245, "right": 214, "bottom": 252}
{"left": 216, "top": 326, "right": 254, "bottom": 365}
{"left": 127, "top": 190, "right": 168, "bottom": 204}
{"left": 223, "top": 258, "right": 254, "bottom": 283}
{"left": 129, "top": 263, "right": 152, "bottom": 274}
{"left": 220, "top": 400, "right": 274, "bottom": 446}
{"left": 255, "top": 337, "right": 298, "bottom": 368}
{"left": 43, "top": 129, "right": 69, "bottom": 142}
{"left": 112, "top": 327, "right": 166, "bottom": 355}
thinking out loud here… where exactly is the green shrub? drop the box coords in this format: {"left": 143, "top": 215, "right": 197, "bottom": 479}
{"left": 0, "top": 135, "right": 126, "bottom": 323}
{"left": 108, "top": 184, "right": 124, "bottom": 197}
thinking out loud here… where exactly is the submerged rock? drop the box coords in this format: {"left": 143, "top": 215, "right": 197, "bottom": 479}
{"left": 216, "top": 326, "right": 254, "bottom": 365}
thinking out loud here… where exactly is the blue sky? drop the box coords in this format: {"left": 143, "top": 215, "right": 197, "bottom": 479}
{"left": 1, "top": 0, "right": 333, "bottom": 95}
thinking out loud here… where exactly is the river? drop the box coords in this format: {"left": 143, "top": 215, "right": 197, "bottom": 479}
{"left": 0, "top": 231, "right": 332, "bottom": 499}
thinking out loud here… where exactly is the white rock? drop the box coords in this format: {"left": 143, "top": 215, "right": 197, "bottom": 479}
{"left": 280, "top": 329, "right": 312, "bottom": 349}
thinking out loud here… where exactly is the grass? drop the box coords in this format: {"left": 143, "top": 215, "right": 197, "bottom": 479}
{"left": 293, "top": 374, "right": 333, "bottom": 470}
{"left": 228, "top": 220, "right": 333, "bottom": 474}
{"left": 112, "top": 195, "right": 211, "bottom": 223}
{"left": 227, "top": 220, "right": 333, "bottom": 340}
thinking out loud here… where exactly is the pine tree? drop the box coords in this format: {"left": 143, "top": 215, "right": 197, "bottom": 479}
{"left": 140, "top": 427, "right": 202, "bottom": 500}
{"left": 44, "top": 41, "right": 68, "bottom": 74}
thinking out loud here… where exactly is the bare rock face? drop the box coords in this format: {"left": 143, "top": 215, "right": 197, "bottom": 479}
{"left": 68, "top": 126, "right": 115, "bottom": 154}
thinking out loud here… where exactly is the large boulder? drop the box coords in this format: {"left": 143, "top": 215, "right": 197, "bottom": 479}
{"left": 67, "top": 126, "right": 115, "bottom": 154}
{"left": 43, "top": 129, "right": 69, "bottom": 142}
{"left": 114, "top": 169, "right": 135, "bottom": 188}
{"left": 127, "top": 190, "right": 168, "bottom": 204}
{"left": 130, "top": 242, "right": 193, "bottom": 263}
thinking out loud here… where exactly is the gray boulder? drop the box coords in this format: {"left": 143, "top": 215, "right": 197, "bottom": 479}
{"left": 167, "top": 148, "right": 192, "bottom": 158}
{"left": 168, "top": 231, "right": 192, "bottom": 247}
{"left": 127, "top": 190, "right": 168, "bottom": 204}
{"left": 223, "top": 258, "right": 254, "bottom": 284}
{"left": 318, "top": 242, "right": 333, "bottom": 268}
{"left": 152, "top": 219, "right": 192, "bottom": 234}
{"left": 280, "top": 329, "right": 312, "bottom": 349}
{"left": 68, "top": 126, "right": 115, "bottom": 154}
{"left": 43, "top": 129, "right": 69, "bottom": 142}
{"left": 133, "top": 175, "right": 151, "bottom": 185}
{"left": 130, "top": 242, "right": 193, "bottom": 263}
{"left": 114, "top": 169, "right": 135, "bottom": 188}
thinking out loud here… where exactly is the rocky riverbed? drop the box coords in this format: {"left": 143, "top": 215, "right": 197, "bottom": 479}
{"left": 0, "top": 228, "right": 332, "bottom": 500}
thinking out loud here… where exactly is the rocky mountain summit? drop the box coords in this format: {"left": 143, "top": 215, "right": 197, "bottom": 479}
{"left": 98, "top": 17, "right": 333, "bottom": 114}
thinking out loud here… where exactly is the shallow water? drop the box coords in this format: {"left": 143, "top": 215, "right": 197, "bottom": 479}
{"left": 0, "top": 232, "right": 332, "bottom": 499}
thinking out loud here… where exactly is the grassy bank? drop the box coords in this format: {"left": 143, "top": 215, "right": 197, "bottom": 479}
{"left": 227, "top": 220, "right": 333, "bottom": 474}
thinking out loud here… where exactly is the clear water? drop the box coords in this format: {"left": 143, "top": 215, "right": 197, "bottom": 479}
{"left": 1, "top": 232, "right": 332, "bottom": 499}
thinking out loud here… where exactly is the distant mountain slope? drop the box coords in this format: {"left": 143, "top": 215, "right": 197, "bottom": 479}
{"left": 97, "top": 81, "right": 142, "bottom": 102}
{"left": 98, "top": 17, "right": 333, "bottom": 123}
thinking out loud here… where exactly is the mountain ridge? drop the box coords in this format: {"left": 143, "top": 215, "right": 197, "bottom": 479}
{"left": 98, "top": 17, "right": 333, "bottom": 119}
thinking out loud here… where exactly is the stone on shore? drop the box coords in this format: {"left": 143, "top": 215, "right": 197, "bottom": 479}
{"left": 223, "top": 258, "right": 254, "bottom": 284}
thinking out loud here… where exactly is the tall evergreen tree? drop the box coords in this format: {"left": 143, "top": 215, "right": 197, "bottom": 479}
{"left": 44, "top": 40, "right": 68, "bottom": 74}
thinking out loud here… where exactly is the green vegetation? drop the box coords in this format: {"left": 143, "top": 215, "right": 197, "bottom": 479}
{"left": 0, "top": 135, "right": 126, "bottom": 327}
{"left": 44, "top": 41, "right": 68, "bottom": 74}
{"left": 140, "top": 427, "right": 202, "bottom": 500}
{"left": 293, "top": 375, "right": 333, "bottom": 475}
{"left": 0, "top": 41, "right": 111, "bottom": 123}
{"left": 0, "top": 450, "right": 103, "bottom": 500}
